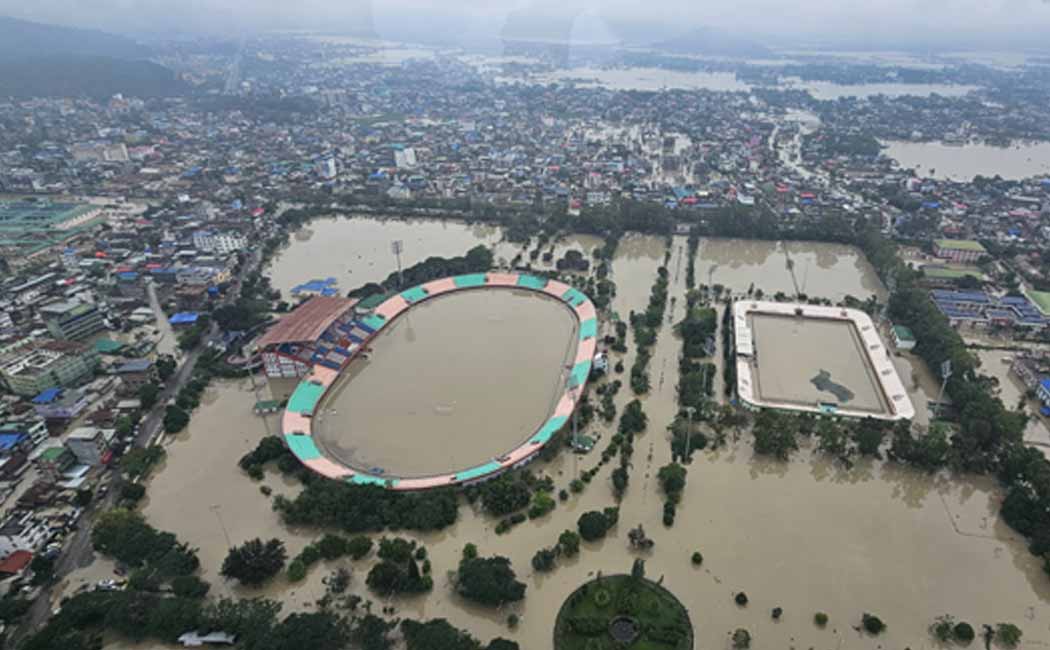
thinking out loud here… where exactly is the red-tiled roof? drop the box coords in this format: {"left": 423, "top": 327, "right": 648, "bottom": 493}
{"left": 0, "top": 550, "right": 32, "bottom": 575}
{"left": 256, "top": 296, "right": 357, "bottom": 349}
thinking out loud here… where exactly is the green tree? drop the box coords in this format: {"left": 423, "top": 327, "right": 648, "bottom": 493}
{"left": 220, "top": 538, "right": 287, "bottom": 586}
{"left": 577, "top": 510, "right": 614, "bottom": 541}
{"left": 138, "top": 382, "right": 160, "bottom": 409}
{"left": 456, "top": 555, "right": 526, "bottom": 607}
{"left": 402, "top": 618, "right": 482, "bottom": 650}
{"left": 163, "top": 405, "right": 190, "bottom": 433}
{"left": 558, "top": 530, "right": 581, "bottom": 557}
{"left": 29, "top": 555, "right": 55, "bottom": 585}
{"left": 752, "top": 411, "right": 799, "bottom": 460}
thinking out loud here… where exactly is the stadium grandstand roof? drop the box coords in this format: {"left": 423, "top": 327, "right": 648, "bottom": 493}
{"left": 256, "top": 296, "right": 358, "bottom": 349}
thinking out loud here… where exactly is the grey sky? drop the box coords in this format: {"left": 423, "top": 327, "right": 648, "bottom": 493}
{"left": 3, "top": 0, "right": 1050, "bottom": 48}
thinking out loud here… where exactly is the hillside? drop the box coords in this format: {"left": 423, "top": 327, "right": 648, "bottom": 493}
{"left": 0, "top": 55, "right": 185, "bottom": 98}
{"left": 0, "top": 16, "right": 149, "bottom": 60}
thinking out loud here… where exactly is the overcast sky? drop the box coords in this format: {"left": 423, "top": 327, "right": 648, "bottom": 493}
{"left": 3, "top": 0, "right": 1050, "bottom": 49}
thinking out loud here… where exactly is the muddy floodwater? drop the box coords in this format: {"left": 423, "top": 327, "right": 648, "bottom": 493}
{"left": 750, "top": 313, "right": 888, "bottom": 413}
{"left": 696, "top": 237, "right": 887, "bottom": 301}
{"left": 265, "top": 216, "right": 513, "bottom": 296}
{"left": 883, "top": 140, "right": 1050, "bottom": 181}
{"left": 313, "top": 289, "right": 578, "bottom": 477}
{"left": 105, "top": 223, "right": 1050, "bottom": 649}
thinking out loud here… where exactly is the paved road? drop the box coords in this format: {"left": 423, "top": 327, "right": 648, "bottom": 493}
{"left": 16, "top": 252, "right": 261, "bottom": 639}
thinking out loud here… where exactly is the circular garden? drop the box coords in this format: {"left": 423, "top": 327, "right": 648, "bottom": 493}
{"left": 554, "top": 573, "right": 693, "bottom": 650}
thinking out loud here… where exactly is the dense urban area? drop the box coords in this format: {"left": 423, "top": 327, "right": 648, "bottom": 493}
{"left": 3, "top": 13, "right": 1050, "bottom": 650}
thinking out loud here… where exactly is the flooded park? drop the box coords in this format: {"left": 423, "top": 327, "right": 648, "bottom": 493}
{"left": 313, "top": 289, "right": 578, "bottom": 478}
{"left": 91, "top": 217, "right": 1050, "bottom": 649}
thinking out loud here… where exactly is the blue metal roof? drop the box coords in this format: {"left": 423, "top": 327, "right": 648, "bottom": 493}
{"left": 169, "top": 312, "right": 200, "bottom": 325}
{"left": 32, "top": 387, "right": 61, "bottom": 404}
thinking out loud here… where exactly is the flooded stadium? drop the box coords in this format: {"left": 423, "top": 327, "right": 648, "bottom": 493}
{"left": 312, "top": 288, "right": 579, "bottom": 478}
{"left": 749, "top": 313, "right": 889, "bottom": 414}
{"left": 115, "top": 224, "right": 1048, "bottom": 650}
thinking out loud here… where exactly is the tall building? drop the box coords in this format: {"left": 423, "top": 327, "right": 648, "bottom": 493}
{"left": 66, "top": 427, "right": 111, "bottom": 465}
{"left": 0, "top": 340, "right": 100, "bottom": 397}
{"left": 315, "top": 156, "right": 337, "bottom": 180}
{"left": 40, "top": 299, "right": 106, "bottom": 341}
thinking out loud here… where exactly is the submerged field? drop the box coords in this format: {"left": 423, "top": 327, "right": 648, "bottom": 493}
{"left": 313, "top": 289, "right": 578, "bottom": 478}
{"left": 77, "top": 223, "right": 1050, "bottom": 649}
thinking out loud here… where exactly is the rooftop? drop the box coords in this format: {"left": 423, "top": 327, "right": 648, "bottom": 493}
{"left": 935, "top": 239, "right": 987, "bottom": 253}
{"left": 256, "top": 296, "right": 357, "bottom": 348}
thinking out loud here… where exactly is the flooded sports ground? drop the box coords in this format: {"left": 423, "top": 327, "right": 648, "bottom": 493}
{"left": 88, "top": 218, "right": 1050, "bottom": 649}
{"left": 314, "top": 288, "right": 579, "bottom": 478}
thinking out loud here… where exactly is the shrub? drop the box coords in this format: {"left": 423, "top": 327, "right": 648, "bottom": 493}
{"left": 814, "top": 612, "right": 828, "bottom": 627}
{"left": 932, "top": 615, "right": 955, "bottom": 642}
{"left": 558, "top": 530, "right": 581, "bottom": 557}
{"left": 735, "top": 592, "right": 748, "bottom": 606}
{"left": 995, "top": 623, "right": 1022, "bottom": 648}
{"left": 691, "top": 551, "right": 703, "bottom": 566}
{"left": 507, "top": 613, "right": 519, "bottom": 629}
{"left": 531, "top": 548, "right": 557, "bottom": 572}
{"left": 862, "top": 613, "right": 886, "bottom": 635}
{"left": 732, "top": 628, "right": 751, "bottom": 649}
{"left": 771, "top": 607, "right": 783, "bottom": 620}
{"left": 347, "top": 536, "right": 373, "bottom": 560}
{"left": 287, "top": 559, "right": 307, "bottom": 582}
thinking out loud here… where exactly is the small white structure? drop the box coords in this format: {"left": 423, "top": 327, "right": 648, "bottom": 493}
{"left": 178, "top": 631, "right": 237, "bottom": 647}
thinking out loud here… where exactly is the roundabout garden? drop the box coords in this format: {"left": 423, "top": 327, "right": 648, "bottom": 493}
{"left": 554, "top": 565, "right": 693, "bottom": 650}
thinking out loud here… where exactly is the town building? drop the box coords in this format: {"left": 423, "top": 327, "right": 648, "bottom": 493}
{"left": 32, "top": 387, "right": 89, "bottom": 421}
{"left": 192, "top": 230, "right": 248, "bottom": 255}
{"left": 0, "top": 201, "right": 105, "bottom": 260}
{"left": 0, "top": 340, "right": 100, "bottom": 397}
{"left": 40, "top": 299, "right": 107, "bottom": 341}
{"left": 891, "top": 325, "right": 917, "bottom": 351}
{"left": 66, "top": 426, "right": 110, "bottom": 465}
{"left": 114, "top": 358, "right": 154, "bottom": 394}
{"left": 932, "top": 239, "right": 987, "bottom": 264}
{"left": 930, "top": 290, "right": 1047, "bottom": 330}
{"left": 32, "top": 445, "right": 75, "bottom": 482}
{"left": 0, "top": 513, "right": 49, "bottom": 556}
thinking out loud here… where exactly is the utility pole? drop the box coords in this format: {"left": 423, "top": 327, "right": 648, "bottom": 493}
{"left": 935, "top": 359, "right": 952, "bottom": 419}
{"left": 683, "top": 405, "right": 696, "bottom": 463}
{"left": 391, "top": 240, "right": 404, "bottom": 288}
{"left": 210, "top": 504, "right": 232, "bottom": 550}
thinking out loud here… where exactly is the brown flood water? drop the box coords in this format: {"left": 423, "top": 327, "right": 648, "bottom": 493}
{"left": 750, "top": 313, "right": 888, "bottom": 413}
{"left": 265, "top": 216, "right": 513, "bottom": 297}
{"left": 697, "top": 237, "right": 887, "bottom": 302}
{"left": 106, "top": 225, "right": 1050, "bottom": 649}
{"left": 314, "top": 289, "right": 578, "bottom": 478}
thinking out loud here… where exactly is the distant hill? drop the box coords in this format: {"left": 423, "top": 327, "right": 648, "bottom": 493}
{"left": 0, "top": 17, "right": 185, "bottom": 98}
{"left": 651, "top": 27, "right": 773, "bottom": 59}
{"left": 0, "top": 16, "right": 149, "bottom": 60}
{"left": 0, "top": 55, "right": 185, "bottom": 99}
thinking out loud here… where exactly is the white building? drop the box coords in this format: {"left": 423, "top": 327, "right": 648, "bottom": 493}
{"left": 192, "top": 231, "right": 248, "bottom": 255}
{"left": 0, "top": 512, "right": 50, "bottom": 556}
